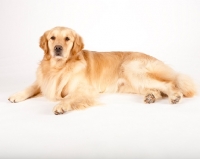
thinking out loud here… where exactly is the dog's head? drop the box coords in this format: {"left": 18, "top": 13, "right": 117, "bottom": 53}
{"left": 39, "top": 27, "right": 84, "bottom": 60}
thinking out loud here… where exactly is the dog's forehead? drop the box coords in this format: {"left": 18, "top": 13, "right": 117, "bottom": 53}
{"left": 49, "top": 28, "right": 75, "bottom": 39}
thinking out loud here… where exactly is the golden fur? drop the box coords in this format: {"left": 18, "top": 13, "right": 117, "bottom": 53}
{"left": 8, "top": 27, "right": 197, "bottom": 115}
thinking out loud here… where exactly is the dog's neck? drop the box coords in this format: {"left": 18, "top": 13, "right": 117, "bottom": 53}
{"left": 49, "top": 58, "right": 67, "bottom": 69}
{"left": 42, "top": 51, "right": 85, "bottom": 70}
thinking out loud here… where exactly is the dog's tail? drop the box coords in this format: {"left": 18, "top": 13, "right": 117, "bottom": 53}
{"left": 176, "top": 74, "right": 197, "bottom": 97}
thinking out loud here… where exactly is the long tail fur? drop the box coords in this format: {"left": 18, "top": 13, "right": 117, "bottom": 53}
{"left": 176, "top": 74, "right": 197, "bottom": 97}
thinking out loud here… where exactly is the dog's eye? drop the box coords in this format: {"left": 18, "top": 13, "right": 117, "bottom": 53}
{"left": 65, "top": 37, "right": 70, "bottom": 41}
{"left": 50, "top": 36, "right": 55, "bottom": 40}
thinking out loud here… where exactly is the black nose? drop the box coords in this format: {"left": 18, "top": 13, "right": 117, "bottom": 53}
{"left": 54, "top": 45, "right": 63, "bottom": 53}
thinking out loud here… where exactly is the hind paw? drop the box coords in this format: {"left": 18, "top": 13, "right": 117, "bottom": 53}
{"left": 170, "top": 94, "right": 182, "bottom": 104}
{"left": 144, "top": 93, "right": 156, "bottom": 104}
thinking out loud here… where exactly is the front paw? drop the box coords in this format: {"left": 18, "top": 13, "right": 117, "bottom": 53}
{"left": 53, "top": 103, "right": 68, "bottom": 115}
{"left": 8, "top": 92, "right": 27, "bottom": 103}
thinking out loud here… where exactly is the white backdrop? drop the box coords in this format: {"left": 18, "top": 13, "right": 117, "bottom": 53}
{"left": 0, "top": 0, "right": 200, "bottom": 159}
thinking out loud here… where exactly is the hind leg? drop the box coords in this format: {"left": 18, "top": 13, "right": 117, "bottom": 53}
{"left": 122, "top": 58, "right": 183, "bottom": 104}
{"left": 148, "top": 82, "right": 183, "bottom": 104}
{"left": 167, "top": 83, "right": 183, "bottom": 104}
{"left": 130, "top": 78, "right": 183, "bottom": 104}
{"left": 142, "top": 83, "right": 183, "bottom": 104}
{"left": 143, "top": 89, "right": 162, "bottom": 104}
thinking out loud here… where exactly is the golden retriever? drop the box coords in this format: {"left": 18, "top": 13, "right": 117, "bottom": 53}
{"left": 8, "top": 26, "right": 196, "bottom": 115}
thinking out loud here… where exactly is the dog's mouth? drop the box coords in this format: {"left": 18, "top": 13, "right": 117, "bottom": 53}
{"left": 53, "top": 54, "right": 64, "bottom": 59}
{"left": 54, "top": 52, "right": 63, "bottom": 57}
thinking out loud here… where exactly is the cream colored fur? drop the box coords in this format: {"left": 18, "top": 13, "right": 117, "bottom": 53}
{"left": 8, "top": 27, "right": 197, "bottom": 115}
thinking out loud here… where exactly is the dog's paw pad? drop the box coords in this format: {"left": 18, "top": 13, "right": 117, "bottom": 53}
{"left": 53, "top": 104, "right": 66, "bottom": 115}
{"left": 54, "top": 109, "right": 64, "bottom": 115}
{"left": 144, "top": 93, "right": 156, "bottom": 104}
{"left": 8, "top": 98, "right": 16, "bottom": 103}
{"left": 8, "top": 93, "right": 26, "bottom": 103}
{"left": 171, "top": 95, "right": 181, "bottom": 104}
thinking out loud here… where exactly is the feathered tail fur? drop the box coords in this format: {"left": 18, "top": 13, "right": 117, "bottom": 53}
{"left": 176, "top": 74, "right": 197, "bottom": 97}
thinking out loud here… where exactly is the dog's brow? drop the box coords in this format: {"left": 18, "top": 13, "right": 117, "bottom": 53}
{"left": 51, "top": 30, "right": 59, "bottom": 37}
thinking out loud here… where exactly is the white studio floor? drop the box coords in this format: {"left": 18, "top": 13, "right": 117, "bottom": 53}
{"left": 1, "top": 0, "right": 200, "bottom": 159}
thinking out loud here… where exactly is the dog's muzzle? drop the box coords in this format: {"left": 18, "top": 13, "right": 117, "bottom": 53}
{"left": 54, "top": 45, "right": 63, "bottom": 56}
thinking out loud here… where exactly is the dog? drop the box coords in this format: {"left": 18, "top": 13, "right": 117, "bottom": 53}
{"left": 8, "top": 26, "right": 197, "bottom": 115}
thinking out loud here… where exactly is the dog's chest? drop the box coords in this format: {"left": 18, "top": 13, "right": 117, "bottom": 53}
{"left": 37, "top": 66, "right": 83, "bottom": 100}
{"left": 37, "top": 67, "right": 67, "bottom": 101}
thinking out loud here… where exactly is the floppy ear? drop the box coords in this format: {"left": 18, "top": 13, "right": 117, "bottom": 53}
{"left": 71, "top": 34, "right": 84, "bottom": 55}
{"left": 39, "top": 30, "right": 50, "bottom": 60}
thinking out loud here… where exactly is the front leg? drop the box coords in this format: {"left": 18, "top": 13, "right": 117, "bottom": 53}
{"left": 8, "top": 81, "right": 40, "bottom": 103}
{"left": 53, "top": 92, "right": 97, "bottom": 115}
